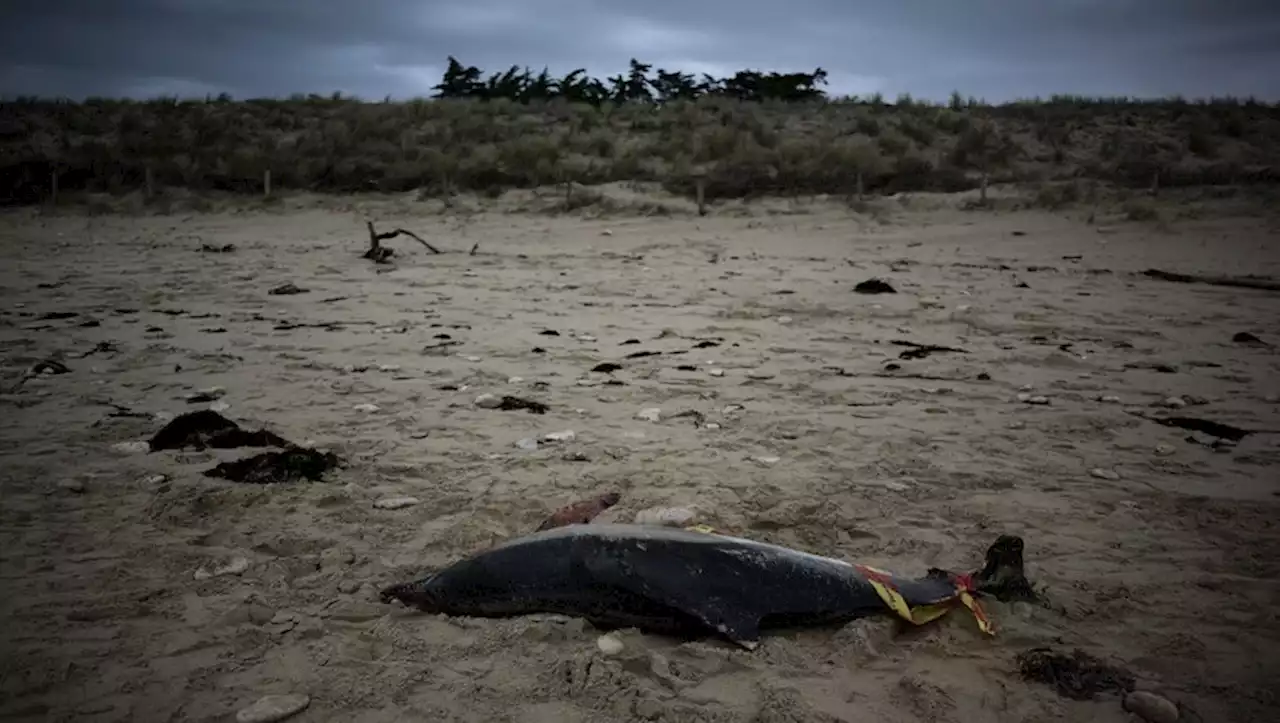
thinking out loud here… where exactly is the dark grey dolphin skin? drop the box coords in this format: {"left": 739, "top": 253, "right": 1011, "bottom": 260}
{"left": 380, "top": 524, "right": 1033, "bottom": 649}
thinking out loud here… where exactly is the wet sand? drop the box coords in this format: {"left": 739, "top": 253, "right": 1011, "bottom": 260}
{"left": 1, "top": 199, "right": 1278, "bottom": 722}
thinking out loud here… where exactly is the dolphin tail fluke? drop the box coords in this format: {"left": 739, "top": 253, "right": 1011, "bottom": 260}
{"left": 972, "top": 535, "right": 1038, "bottom": 603}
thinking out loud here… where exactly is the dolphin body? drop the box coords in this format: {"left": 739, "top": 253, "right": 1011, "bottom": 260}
{"left": 380, "top": 523, "right": 1031, "bottom": 649}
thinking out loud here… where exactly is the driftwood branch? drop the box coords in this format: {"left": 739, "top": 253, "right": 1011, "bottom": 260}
{"left": 362, "top": 220, "right": 443, "bottom": 263}
{"left": 1142, "top": 268, "right": 1280, "bottom": 293}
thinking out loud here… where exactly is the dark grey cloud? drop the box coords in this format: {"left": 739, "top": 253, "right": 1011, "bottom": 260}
{"left": 2, "top": 0, "right": 1278, "bottom": 102}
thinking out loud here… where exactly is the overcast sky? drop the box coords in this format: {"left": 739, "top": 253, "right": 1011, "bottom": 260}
{"left": 3, "top": 0, "right": 1279, "bottom": 102}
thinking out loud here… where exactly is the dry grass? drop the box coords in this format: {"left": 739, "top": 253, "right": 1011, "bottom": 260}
{"left": 3, "top": 94, "right": 1279, "bottom": 210}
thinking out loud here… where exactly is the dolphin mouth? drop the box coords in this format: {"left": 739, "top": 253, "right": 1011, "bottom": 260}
{"left": 379, "top": 576, "right": 437, "bottom": 608}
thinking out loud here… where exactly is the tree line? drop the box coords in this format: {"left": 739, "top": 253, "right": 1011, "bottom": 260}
{"left": 431, "top": 57, "right": 829, "bottom": 105}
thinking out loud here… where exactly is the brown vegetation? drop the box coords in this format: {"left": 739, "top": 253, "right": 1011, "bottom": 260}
{"left": 3, "top": 91, "right": 1279, "bottom": 209}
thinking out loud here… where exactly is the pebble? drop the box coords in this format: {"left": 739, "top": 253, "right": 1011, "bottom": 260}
{"left": 144, "top": 474, "right": 169, "bottom": 485}
{"left": 1122, "top": 691, "right": 1179, "bottom": 723}
{"left": 209, "top": 401, "right": 230, "bottom": 412}
{"left": 235, "top": 694, "right": 310, "bottom": 723}
{"left": 58, "top": 479, "right": 86, "bottom": 494}
{"left": 596, "top": 633, "right": 625, "bottom": 656}
{"left": 1154, "top": 443, "right": 1176, "bottom": 456}
{"left": 194, "top": 556, "right": 251, "bottom": 580}
{"left": 373, "top": 497, "right": 420, "bottom": 510}
{"left": 708, "top": 368, "right": 725, "bottom": 377}
{"left": 187, "top": 386, "right": 225, "bottom": 402}
{"left": 336, "top": 579, "right": 360, "bottom": 594}
{"left": 636, "top": 408, "right": 662, "bottom": 422}
{"left": 474, "top": 393, "right": 502, "bottom": 409}
{"left": 353, "top": 403, "right": 380, "bottom": 413}
{"left": 377, "top": 364, "right": 401, "bottom": 373}
{"left": 1097, "top": 395, "right": 1122, "bottom": 403}
{"left": 704, "top": 423, "right": 721, "bottom": 430}
{"left": 515, "top": 437, "right": 539, "bottom": 450}
{"left": 507, "top": 376, "right": 524, "bottom": 384}
{"left": 754, "top": 455, "right": 781, "bottom": 465}
{"left": 776, "top": 316, "right": 793, "bottom": 324}
{"left": 463, "top": 356, "right": 481, "bottom": 362}
{"left": 575, "top": 378, "right": 599, "bottom": 387}
{"left": 1016, "top": 394, "right": 1050, "bottom": 405}
{"left": 722, "top": 404, "right": 745, "bottom": 415}
{"left": 1090, "top": 468, "right": 1121, "bottom": 481}
{"left": 884, "top": 481, "right": 910, "bottom": 492}
{"left": 1157, "top": 396, "right": 1186, "bottom": 409}
{"left": 111, "top": 440, "right": 150, "bottom": 454}
{"left": 634, "top": 506, "right": 697, "bottom": 527}
{"left": 577, "top": 334, "right": 597, "bottom": 342}
{"left": 745, "top": 370, "right": 775, "bottom": 380}
{"left": 543, "top": 430, "right": 576, "bottom": 443}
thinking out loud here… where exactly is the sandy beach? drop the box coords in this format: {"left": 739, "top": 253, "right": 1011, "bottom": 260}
{"left": 1, "top": 196, "right": 1278, "bottom": 722}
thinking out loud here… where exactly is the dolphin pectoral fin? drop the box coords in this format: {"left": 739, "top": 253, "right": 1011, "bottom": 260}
{"left": 583, "top": 547, "right": 764, "bottom": 649}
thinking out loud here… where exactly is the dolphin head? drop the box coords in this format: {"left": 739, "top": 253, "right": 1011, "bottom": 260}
{"left": 379, "top": 575, "right": 441, "bottom": 610}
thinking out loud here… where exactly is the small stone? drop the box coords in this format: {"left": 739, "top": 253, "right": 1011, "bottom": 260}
{"left": 58, "top": 479, "right": 86, "bottom": 494}
{"left": 704, "top": 423, "right": 721, "bottom": 430}
{"left": 722, "top": 404, "right": 745, "bottom": 415}
{"left": 776, "top": 316, "right": 793, "bottom": 324}
{"left": 634, "top": 506, "right": 697, "bottom": 527}
{"left": 353, "top": 403, "right": 380, "bottom": 413}
{"left": 377, "top": 364, "right": 401, "bottom": 373}
{"left": 209, "top": 401, "right": 230, "bottom": 412}
{"left": 596, "top": 633, "right": 625, "bottom": 656}
{"left": 235, "top": 694, "right": 310, "bottom": 723}
{"left": 373, "top": 497, "right": 420, "bottom": 510}
{"left": 575, "top": 378, "right": 599, "bottom": 387}
{"left": 507, "top": 376, "right": 524, "bottom": 384}
{"left": 1016, "top": 394, "right": 1050, "bottom": 405}
{"left": 1007, "top": 421, "right": 1026, "bottom": 430}
{"left": 543, "top": 430, "right": 576, "bottom": 444}
{"left": 708, "top": 368, "right": 725, "bottom": 377}
{"left": 636, "top": 408, "right": 662, "bottom": 422}
{"left": 745, "top": 370, "right": 775, "bottom": 380}
{"left": 601, "top": 229, "right": 613, "bottom": 236}
{"left": 1158, "top": 396, "right": 1187, "bottom": 409}
{"left": 336, "top": 579, "right": 360, "bottom": 594}
{"left": 144, "top": 474, "right": 169, "bottom": 485}
{"left": 195, "top": 556, "right": 251, "bottom": 580}
{"left": 474, "top": 393, "right": 502, "bottom": 409}
{"left": 187, "top": 386, "right": 225, "bottom": 402}
{"left": 884, "top": 481, "right": 910, "bottom": 492}
{"left": 111, "top": 440, "right": 150, "bottom": 454}
{"left": 754, "top": 455, "right": 781, "bottom": 465}
{"left": 577, "top": 334, "right": 597, "bottom": 342}
{"left": 1090, "top": 468, "right": 1121, "bottom": 481}
{"left": 1097, "top": 395, "right": 1122, "bottom": 403}
{"left": 515, "top": 437, "right": 539, "bottom": 450}
{"left": 464, "top": 356, "right": 481, "bottom": 362}
{"left": 1154, "top": 443, "right": 1176, "bottom": 456}
{"left": 1122, "top": 691, "right": 1179, "bottom": 723}
{"left": 1019, "top": 384, "right": 1034, "bottom": 392}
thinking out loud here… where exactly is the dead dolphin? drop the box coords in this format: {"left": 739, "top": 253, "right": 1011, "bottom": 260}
{"left": 380, "top": 523, "right": 1033, "bottom": 649}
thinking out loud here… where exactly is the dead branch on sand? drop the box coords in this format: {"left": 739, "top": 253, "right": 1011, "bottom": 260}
{"left": 363, "top": 220, "right": 443, "bottom": 263}
{"left": 1141, "top": 268, "right": 1280, "bottom": 293}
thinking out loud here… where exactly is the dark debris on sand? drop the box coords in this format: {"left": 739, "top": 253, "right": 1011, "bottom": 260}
{"left": 148, "top": 410, "right": 292, "bottom": 452}
{"left": 854, "top": 278, "right": 897, "bottom": 294}
{"left": 497, "top": 396, "right": 550, "bottom": 414}
{"left": 1015, "top": 648, "right": 1135, "bottom": 700}
{"left": 204, "top": 447, "right": 343, "bottom": 484}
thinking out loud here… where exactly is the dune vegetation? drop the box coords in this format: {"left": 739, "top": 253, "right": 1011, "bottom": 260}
{"left": 3, "top": 57, "right": 1279, "bottom": 209}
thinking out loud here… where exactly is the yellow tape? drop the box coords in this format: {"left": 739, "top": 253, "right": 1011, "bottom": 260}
{"left": 860, "top": 565, "right": 995, "bottom": 636}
